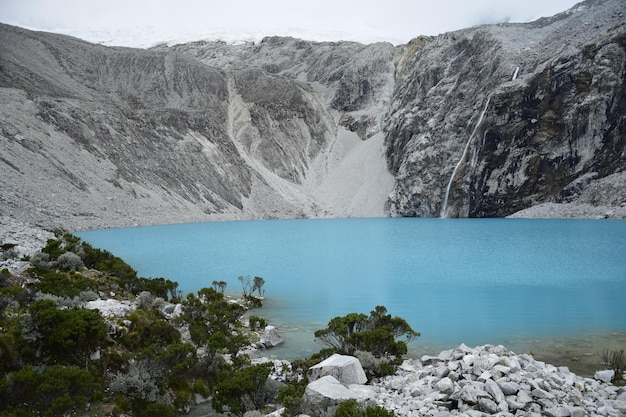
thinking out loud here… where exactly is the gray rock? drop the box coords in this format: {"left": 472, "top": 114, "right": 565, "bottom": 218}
{"left": 485, "top": 378, "right": 506, "bottom": 404}
{"left": 478, "top": 397, "right": 498, "bottom": 414}
{"left": 436, "top": 377, "right": 455, "bottom": 394}
{"left": 498, "top": 381, "right": 521, "bottom": 396}
{"left": 594, "top": 369, "right": 615, "bottom": 383}
{"left": 517, "top": 389, "right": 533, "bottom": 404}
{"left": 304, "top": 375, "right": 363, "bottom": 403}
{"left": 260, "top": 325, "right": 284, "bottom": 348}
{"left": 543, "top": 406, "right": 572, "bottom": 417}
{"left": 506, "top": 397, "right": 526, "bottom": 411}
{"left": 308, "top": 354, "right": 367, "bottom": 385}
{"left": 532, "top": 387, "right": 556, "bottom": 400}
{"left": 458, "top": 384, "right": 489, "bottom": 404}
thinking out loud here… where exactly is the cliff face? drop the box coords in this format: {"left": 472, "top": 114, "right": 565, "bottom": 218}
{"left": 384, "top": 0, "right": 626, "bottom": 217}
{"left": 0, "top": 0, "right": 624, "bottom": 230}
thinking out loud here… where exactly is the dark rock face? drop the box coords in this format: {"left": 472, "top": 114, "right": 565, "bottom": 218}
{"left": 384, "top": 0, "right": 626, "bottom": 217}
{"left": 0, "top": 0, "right": 625, "bottom": 229}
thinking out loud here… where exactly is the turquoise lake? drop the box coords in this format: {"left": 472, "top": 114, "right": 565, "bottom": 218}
{"left": 75, "top": 218, "right": 626, "bottom": 359}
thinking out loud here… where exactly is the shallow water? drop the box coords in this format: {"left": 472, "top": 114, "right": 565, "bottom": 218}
{"left": 76, "top": 218, "right": 626, "bottom": 363}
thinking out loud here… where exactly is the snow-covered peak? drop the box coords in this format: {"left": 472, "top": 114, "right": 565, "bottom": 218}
{"left": 57, "top": 26, "right": 403, "bottom": 48}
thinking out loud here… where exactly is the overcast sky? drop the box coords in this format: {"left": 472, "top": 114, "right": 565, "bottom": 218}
{"left": 1, "top": 0, "right": 582, "bottom": 46}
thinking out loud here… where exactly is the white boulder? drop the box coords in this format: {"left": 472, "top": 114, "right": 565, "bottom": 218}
{"left": 260, "top": 325, "right": 284, "bottom": 348}
{"left": 308, "top": 353, "right": 367, "bottom": 385}
{"left": 594, "top": 369, "right": 615, "bottom": 383}
{"left": 304, "top": 375, "right": 364, "bottom": 403}
{"left": 86, "top": 299, "right": 135, "bottom": 317}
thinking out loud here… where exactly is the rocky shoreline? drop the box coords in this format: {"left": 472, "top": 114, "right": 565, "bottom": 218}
{"left": 298, "top": 345, "right": 626, "bottom": 417}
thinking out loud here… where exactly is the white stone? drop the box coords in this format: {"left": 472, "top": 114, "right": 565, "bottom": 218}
{"left": 517, "top": 390, "right": 533, "bottom": 404}
{"left": 478, "top": 398, "right": 498, "bottom": 413}
{"left": 498, "top": 381, "right": 521, "bottom": 395}
{"left": 260, "top": 325, "right": 284, "bottom": 348}
{"left": 436, "top": 377, "right": 454, "bottom": 394}
{"left": 544, "top": 406, "right": 572, "bottom": 417}
{"left": 594, "top": 369, "right": 615, "bottom": 383}
{"left": 348, "top": 383, "right": 378, "bottom": 398}
{"left": 485, "top": 378, "right": 506, "bottom": 404}
{"left": 304, "top": 375, "right": 363, "bottom": 403}
{"left": 86, "top": 298, "right": 135, "bottom": 317}
{"left": 308, "top": 354, "right": 367, "bottom": 385}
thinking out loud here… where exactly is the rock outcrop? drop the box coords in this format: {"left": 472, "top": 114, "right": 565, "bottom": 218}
{"left": 384, "top": 0, "right": 626, "bottom": 218}
{"left": 1, "top": 0, "right": 625, "bottom": 230}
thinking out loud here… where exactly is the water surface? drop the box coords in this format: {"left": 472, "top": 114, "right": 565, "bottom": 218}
{"left": 76, "top": 218, "right": 626, "bottom": 359}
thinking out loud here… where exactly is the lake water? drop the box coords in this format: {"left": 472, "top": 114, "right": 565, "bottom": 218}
{"left": 75, "top": 218, "right": 626, "bottom": 360}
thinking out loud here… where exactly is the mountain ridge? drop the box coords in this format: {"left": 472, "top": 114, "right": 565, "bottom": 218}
{"left": 1, "top": 0, "right": 625, "bottom": 231}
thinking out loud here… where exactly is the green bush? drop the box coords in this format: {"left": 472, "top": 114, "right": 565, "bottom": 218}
{"left": 0, "top": 365, "right": 102, "bottom": 416}
{"left": 212, "top": 362, "right": 274, "bottom": 417}
{"left": 183, "top": 288, "right": 249, "bottom": 356}
{"left": 79, "top": 241, "right": 138, "bottom": 288}
{"left": 30, "top": 252, "right": 54, "bottom": 270}
{"left": 33, "top": 270, "right": 96, "bottom": 298}
{"left": 56, "top": 251, "right": 84, "bottom": 271}
{"left": 335, "top": 399, "right": 396, "bottom": 417}
{"left": 277, "top": 379, "right": 308, "bottom": 417}
{"left": 27, "top": 300, "right": 108, "bottom": 365}
{"left": 314, "top": 306, "right": 419, "bottom": 375}
{"left": 249, "top": 315, "right": 267, "bottom": 329}
{"left": 315, "top": 306, "right": 419, "bottom": 357}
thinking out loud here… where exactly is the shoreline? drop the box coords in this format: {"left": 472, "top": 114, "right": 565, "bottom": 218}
{"left": 410, "top": 330, "right": 626, "bottom": 378}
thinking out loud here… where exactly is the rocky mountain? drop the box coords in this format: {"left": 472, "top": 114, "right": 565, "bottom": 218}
{"left": 384, "top": 0, "right": 626, "bottom": 218}
{"left": 0, "top": 0, "right": 624, "bottom": 231}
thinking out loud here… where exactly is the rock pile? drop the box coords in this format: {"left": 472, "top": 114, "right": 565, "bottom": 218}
{"left": 303, "top": 344, "right": 626, "bottom": 417}
{"left": 372, "top": 344, "right": 626, "bottom": 416}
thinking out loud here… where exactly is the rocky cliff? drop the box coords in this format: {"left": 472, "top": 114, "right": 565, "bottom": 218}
{"left": 385, "top": 0, "right": 626, "bottom": 218}
{"left": 0, "top": 0, "right": 624, "bottom": 230}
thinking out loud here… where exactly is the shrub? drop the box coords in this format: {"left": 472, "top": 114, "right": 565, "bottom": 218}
{"left": 30, "top": 252, "right": 54, "bottom": 270}
{"left": 315, "top": 306, "right": 419, "bottom": 358}
{"left": 33, "top": 270, "right": 96, "bottom": 298}
{"left": 56, "top": 252, "right": 84, "bottom": 271}
{"left": 212, "top": 362, "right": 274, "bottom": 417}
{"left": 249, "top": 315, "right": 267, "bottom": 329}
{"left": 0, "top": 365, "right": 102, "bottom": 416}
{"left": 277, "top": 379, "right": 307, "bottom": 417}
{"left": 109, "top": 360, "right": 163, "bottom": 403}
{"left": 79, "top": 242, "right": 138, "bottom": 289}
{"left": 27, "top": 300, "right": 108, "bottom": 365}
{"left": 183, "top": 288, "right": 249, "bottom": 356}
{"left": 335, "top": 399, "right": 396, "bottom": 417}
{"left": 314, "top": 306, "right": 419, "bottom": 375}
{"left": 599, "top": 348, "right": 625, "bottom": 381}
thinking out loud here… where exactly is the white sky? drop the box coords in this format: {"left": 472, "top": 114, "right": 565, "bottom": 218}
{"left": 0, "top": 0, "right": 583, "bottom": 46}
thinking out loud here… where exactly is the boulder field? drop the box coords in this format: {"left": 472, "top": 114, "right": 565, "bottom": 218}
{"left": 298, "top": 345, "right": 626, "bottom": 417}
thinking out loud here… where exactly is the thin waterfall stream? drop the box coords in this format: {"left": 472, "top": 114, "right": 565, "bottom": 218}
{"left": 440, "top": 95, "right": 492, "bottom": 218}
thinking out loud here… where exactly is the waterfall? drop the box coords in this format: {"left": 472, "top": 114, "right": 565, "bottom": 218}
{"left": 440, "top": 96, "right": 492, "bottom": 218}
{"left": 512, "top": 67, "right": 520, "bottom": 81}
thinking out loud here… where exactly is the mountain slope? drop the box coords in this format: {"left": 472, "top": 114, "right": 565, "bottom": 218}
{"left": 0, "top": 0, "right": 625, "bottom": 230}
{"left": 0, "top": 26, "right": 394, "bottom": 229}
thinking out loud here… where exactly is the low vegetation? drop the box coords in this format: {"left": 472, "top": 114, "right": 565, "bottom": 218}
{"left": 314, "top": 305, "right": 420, "bottom": 377}
{"left": 0, "top": 232, "right": 274, "bottom": 416}
{"left": 598, "top": 348, "right": 625, "bottom": 383}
